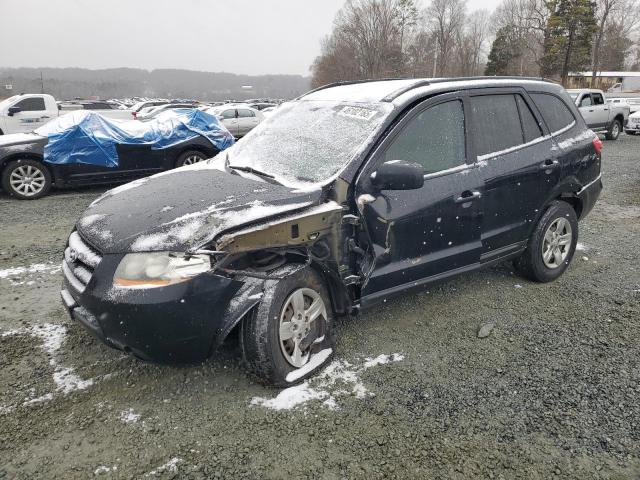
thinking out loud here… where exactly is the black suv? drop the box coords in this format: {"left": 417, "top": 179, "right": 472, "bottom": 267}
{"left": 61, "top": 77, "right": 602, "bottom": 386}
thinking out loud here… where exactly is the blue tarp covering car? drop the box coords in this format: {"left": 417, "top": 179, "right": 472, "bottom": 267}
{"left": 34, "top": 109, "right": 235, "bottom": 168}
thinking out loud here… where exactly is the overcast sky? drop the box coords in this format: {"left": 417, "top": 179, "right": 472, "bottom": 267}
{"left": 1, "top": 0, "right": 502, "bottom": 76}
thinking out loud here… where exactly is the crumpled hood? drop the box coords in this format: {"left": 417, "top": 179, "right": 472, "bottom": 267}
{"left": 76, "top": 167, "right": 322, "bottom": 253}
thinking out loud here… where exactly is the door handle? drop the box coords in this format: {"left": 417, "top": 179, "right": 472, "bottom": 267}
{"left": 588, "top": 109, "right": 594, "bottom": 112}
{"left": 40, "top": 116, "right": 50, "bottom": 119}
{"left": 603, "top": 108, "right": 609, "bottom": 111}
{"left": 455, "top": 190, "right": 481, "bottom": 204}
{"left": 540, "top": 159, "right": 559, "bottom": 171}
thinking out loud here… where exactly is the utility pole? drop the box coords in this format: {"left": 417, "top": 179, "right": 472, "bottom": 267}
{"left": 40, "top": 71, "right": 44, "bottom": 93}
{"left": 433, "top": 46, "right": 438, "bottom": 78}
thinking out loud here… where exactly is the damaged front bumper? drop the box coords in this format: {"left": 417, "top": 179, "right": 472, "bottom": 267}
{"left": 61, "top": 252, "right": 266, "bottom": 363}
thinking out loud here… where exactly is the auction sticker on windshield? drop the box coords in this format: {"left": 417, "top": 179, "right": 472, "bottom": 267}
{"left": 338, "top": 106, "right": 378, "bottom": 121}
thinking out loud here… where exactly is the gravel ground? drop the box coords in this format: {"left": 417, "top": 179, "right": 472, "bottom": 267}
{"left": 0, "top": 136, "right": 638, "bottom": 479}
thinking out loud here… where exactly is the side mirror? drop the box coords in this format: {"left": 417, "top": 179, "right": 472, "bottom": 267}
{"left": 371, "top": 160, "right": 424, "bottom": 191}
{"left": 8, "top": 106, "right": 21, "bottom": 117}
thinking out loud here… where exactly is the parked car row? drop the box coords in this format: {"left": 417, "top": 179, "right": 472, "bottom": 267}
{"left": 0, "top": 109, "right": 234, "bottom": 199}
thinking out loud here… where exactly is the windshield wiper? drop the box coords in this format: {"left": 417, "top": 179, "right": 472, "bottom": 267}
{"left": 228, "top": 164, "right": 275, "bottom": 179}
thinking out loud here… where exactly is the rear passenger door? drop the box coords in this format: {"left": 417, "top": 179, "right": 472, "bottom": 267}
{"left": 467, "top": 89, "right": 560, "bottom": 260}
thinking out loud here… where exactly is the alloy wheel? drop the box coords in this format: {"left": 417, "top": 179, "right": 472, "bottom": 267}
{"left": 541, "top": 217, "right": 573, "bottom": 269}
{"left": 9, "top": 165, "right": 46, "bottom": 197}
{"left": 183, "top": 154, "right": 204, "bottom": 165}
{"left": 278, "top": 288, "right": 327, "bottom": 368}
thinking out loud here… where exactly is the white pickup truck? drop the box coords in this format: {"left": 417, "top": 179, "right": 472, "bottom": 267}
{"left": 567, "top": 89, "right": 629, "bottom": 140}
{"left": 0, "top": 94, "right": 133, "bottom": 135}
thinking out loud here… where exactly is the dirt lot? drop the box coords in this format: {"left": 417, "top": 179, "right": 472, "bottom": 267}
{"left": 0, "top": 135, "right": 639, "bottom": 480}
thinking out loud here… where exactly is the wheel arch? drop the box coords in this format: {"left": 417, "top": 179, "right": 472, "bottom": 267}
{"left": 1, "top": 153, "right": 50, "bottom": 177}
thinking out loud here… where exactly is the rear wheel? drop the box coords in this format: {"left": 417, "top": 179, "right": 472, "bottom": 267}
{"left": 174, "top": 150, "right": 207, "bottom": 168}
{"left": 605, "top": 119, "right": 621, "bottom": 140}
{"left": 2, "top": 159, "right": 52, "bottom": 199}
{"left": 241, "top": 265, "right": 335, "bottom": 386}
{"left": 514, "top": 201, "right": 578, "bottom": 282}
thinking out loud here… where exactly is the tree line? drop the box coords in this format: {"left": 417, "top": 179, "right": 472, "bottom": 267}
{"left": 310, "top": 0, "right": 640, "bottom": 88}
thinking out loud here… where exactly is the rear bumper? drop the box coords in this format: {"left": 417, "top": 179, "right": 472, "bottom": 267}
{"left": 577, "top": 174, "right": 602, "bottom": 220}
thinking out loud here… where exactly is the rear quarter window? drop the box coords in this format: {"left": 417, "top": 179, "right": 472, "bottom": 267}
{"left": 530, "top": 93, "right": 576, "bottom": 133}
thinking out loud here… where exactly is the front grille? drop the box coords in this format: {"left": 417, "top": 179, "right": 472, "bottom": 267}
{"left": 63, "top": 231, "right": 102, "bottom": 293}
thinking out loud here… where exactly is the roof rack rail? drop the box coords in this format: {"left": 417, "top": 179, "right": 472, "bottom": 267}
{"left": 297, "top": 77, "right": 417, "bottom": 100}
{"left": 297, "top": 76, "right": 559, "bottom": 102}
{"left": 381, "top": 76, "right": 558, "bottom": 101}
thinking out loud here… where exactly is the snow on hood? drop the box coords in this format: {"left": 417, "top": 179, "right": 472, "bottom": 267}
{"left": 0, "top": 132, "right": 44, "bottom": 147}
{"left": 77, "top": 168, "right": 323, "bottom": 253}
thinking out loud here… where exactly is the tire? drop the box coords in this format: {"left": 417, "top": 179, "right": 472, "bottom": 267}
{"left": 1, "top": 159, "right": 52, "bottom": 200}
{"left": 174, "top": 150, "right": 207, "bottom": 168}
{"left": 514, "top": 200, "right": 578, "bottom": 283}
{"left": 241, "top": 265, "right": 335, "bottom": 386}
{"left": 605, "top": 119, "right": 621, "bottom": 140}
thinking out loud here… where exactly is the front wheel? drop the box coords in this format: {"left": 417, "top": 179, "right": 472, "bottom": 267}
{"left": 605, "top": 119, "right": 621, "bottom": 140}
{"left": 241, "top": 265, "right": 335, "bottom": 386}
{"left": 514, "top": 201, "right": 578, "bottom": 282}
{"left": 174, "top": 150, "right": 207, "bottom": 168}
{"left": 2, "top": 159, "right": 52, "bottom": 199}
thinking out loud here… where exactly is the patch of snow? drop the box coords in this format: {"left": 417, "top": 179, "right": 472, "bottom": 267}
{"left": 0, "top": 262, "right": 61, "bottom": 280}
{"left": 576, "top": 242, "right": 588, "bottom": 251}
{"left": 53, "top": 368, "right": 94, "bottom": 394}
{"left": 160, "top": 205, "right": 174, "bottom": 212}
{"left": 94, "top": 465, "right": 117, "bottom": 475}
{"left": 23, "top": 393, "right": 54, "bottom": 407}
{"left": 120, "top": 408, "right": 141, "bottom": 424}
{"left": 146, "top": 457, "right": 183, "bottom": 476}
{"left": 285, "top": 348, "right": 333, "bottom": 383}
{"left": 251, "top": 352, "right": 405, "bottom": 411}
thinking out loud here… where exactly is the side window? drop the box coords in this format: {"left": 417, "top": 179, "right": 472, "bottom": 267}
{"left": 516, "top": 95, "right": 543, "bottom": 142}
{"left": 579, "top": 95, "right": 593, "bottom": 107}
{"left": 530, "top": 93, "right": 575, "bottom": 133}
{"left": 221, "top": 109, "right": 236, "bottom": 119}
{"left": 592, "top": 93, "right": 605, "bottom": 105}
{"left": 14, "top": 97, "right": 46, "bottom": 112}
{"left": 238, "top": 109, "right": 256, "bottom": 118}
{"left": 383, "top": 100, "right": 465, "bottom": 174}
{"left": 469, "top": 94, "right": 523, "bottom": 157}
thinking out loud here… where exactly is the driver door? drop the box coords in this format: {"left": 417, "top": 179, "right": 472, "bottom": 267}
{"left": 357, "top": 95, "right": 484, "bottom": 305}
{"left": 9, "top": 97, "right": 51, "bottom": 133}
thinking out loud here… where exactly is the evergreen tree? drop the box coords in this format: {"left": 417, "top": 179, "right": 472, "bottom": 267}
{"left": 541, "top": 0, "right": 598, "bottom": 85}
{"left": 485, "top": 26, "right": 520, "bottom": 75}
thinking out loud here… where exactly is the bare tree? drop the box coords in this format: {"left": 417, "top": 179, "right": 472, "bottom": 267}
{"left": 426, "top": 0, "right": 467, "bottom": 76}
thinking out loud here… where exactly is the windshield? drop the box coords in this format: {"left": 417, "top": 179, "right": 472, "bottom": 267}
{"left": 218, "top": 100, "right": 392, "bottom": 186}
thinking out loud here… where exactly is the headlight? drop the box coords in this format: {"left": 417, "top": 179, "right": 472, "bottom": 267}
{"left": 113, "top": 252, "right": 210, "bottom": 289}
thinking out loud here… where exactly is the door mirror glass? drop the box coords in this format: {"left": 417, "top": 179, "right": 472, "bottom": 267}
{"left": 371, "top": 160, "right": 424, "bottom": 191}
{"left": 8, "top": 106, "right": 21, "bottom": 116}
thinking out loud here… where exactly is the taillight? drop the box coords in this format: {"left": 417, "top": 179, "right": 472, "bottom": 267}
{"left": 592, "top": 136, "right": 603, "bottom": 154}
{"left": 132, "top": 111, "right": 137, "bottom": 119}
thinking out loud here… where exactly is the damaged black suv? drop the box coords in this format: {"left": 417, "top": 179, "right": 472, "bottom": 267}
{"left": 62, "top": 77, "right": 602, "bottom": 386}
